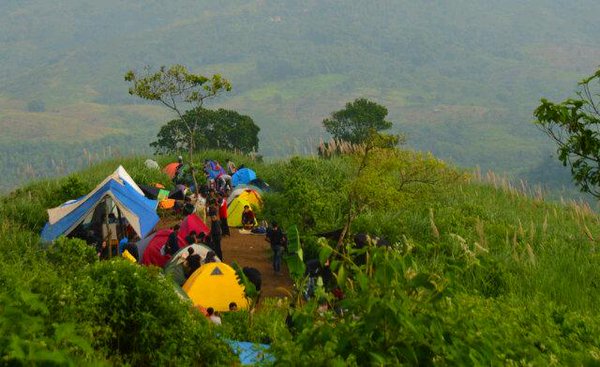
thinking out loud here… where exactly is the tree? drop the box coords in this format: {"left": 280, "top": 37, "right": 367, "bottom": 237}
{"left": 124, "top": 65, "right": 232, "bottom": 161}
{"left": 323, "top": 98, "right": 402, "bottom": 147}
{"left": 336, "top": 148, "right": 453, "bottom": 247}
{"left": 534, "top": 69, "right": 600, "bottom": 198}
{"left": 150, "top": 107, "right": 260, "bottom": 154}
{"left": 322, "top": 99, "right": 404, "bottom": 246}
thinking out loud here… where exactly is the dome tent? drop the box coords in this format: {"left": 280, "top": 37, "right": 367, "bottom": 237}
{"left": 183, "top": 262, "right": 249, "bottom": 312}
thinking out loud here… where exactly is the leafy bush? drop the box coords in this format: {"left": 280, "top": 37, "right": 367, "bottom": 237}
{"left": 273, "top": 244, "right": 600, "bottom": 365}
{"left": 220, "top": 299, "right": 289, "bottom": 345}
{"left": 46, "top": 237, "right": 97, "bottom": 274}
{"left": 74, "top": 260, "right": 234, "bottom": 366}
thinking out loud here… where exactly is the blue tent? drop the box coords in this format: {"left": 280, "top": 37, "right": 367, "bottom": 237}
{"left": 41, "top": 166, "right": 159, "bottom": 242}
{"left": 206, "top": 160, "right": 227, "bottom": 179}
{"left": 231, "top": 168, "right": 257, "bottom": 187}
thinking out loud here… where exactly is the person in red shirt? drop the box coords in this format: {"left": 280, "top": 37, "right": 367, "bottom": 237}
{"left": 217, "top": 193, "right": 230, "bottom": 236}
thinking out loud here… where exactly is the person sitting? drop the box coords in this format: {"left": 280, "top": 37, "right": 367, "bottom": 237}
{"left": 185, "top": 231, "right": 198, "bottom": 245}
{"left": 97, "top": 240, "right": 109, "bottom": 260}
{"left": 118, "top": 237, "right": 129, "bottom": 255}
{"left": 182, "top": 196, "right": 195, "bottom": 216}
{"left": 164, "top": 225, "right": 180, "bottom": 256}
{"left": 242, "top": 267, "right": 262, "bottom": 292}
{"left": 241, "top": 205, "right": 256, "bottom": 230}
{"left": 185, "top": 253, "right": 202, "bottom": 277}
{"left": 204, "top": 250, "right": 217, "bottom": 263}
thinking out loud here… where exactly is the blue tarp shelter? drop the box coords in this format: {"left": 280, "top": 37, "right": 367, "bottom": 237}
{"left": 227, "top": 340, "right": 273, "bottom": 366}
{"left": 41, "top": 166, "right": 159, "bottom": 242}
{"left": 231, "top": 168, "right": 257, "bottom": 187}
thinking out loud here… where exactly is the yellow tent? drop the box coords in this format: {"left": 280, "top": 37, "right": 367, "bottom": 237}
{"left": 183, "top": 262, "right": 249, "bottom": 312}
{"left": 228, "top": 188, "right": 262, "bottom": 207}
{"left": 228, "top": 197, "right": 257, "bottom": 227}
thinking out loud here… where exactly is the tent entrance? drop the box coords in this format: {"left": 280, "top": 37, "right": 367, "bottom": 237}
{"left": 66, "top": 196, "right": 129, "bottom": 257}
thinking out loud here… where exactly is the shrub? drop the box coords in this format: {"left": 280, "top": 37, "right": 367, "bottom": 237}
{"left": 74, "top": 260, "right": 234, "bottom": 366}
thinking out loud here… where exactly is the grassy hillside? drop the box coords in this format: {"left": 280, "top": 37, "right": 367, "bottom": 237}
{"left": 1, "top": 0, "right": 600, "bottom": 193}
{"left": 1, "top": 150, "right": 599, "bottom": 364}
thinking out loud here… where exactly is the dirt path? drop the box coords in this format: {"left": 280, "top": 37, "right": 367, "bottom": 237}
{"left": 221, "top": 229, "right": 293, "bottom": 298}
{"left": 157, "top": 215, "right": 293, "bottom": 299}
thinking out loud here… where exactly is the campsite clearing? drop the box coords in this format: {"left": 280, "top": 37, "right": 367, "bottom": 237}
{"left": 221, "top": 229, "right": 293, "bottom": 298}
{"left": 156, "top": 218, "right": 292, "bottom": 299}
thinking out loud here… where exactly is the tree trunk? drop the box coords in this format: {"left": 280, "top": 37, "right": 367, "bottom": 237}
{"left": 337, "top": 197, "right": 354, "bottom": 248}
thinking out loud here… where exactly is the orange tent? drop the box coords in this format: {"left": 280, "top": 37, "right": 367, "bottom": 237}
{"left": 163, "top": 162, "right": 180, "bottom": 179}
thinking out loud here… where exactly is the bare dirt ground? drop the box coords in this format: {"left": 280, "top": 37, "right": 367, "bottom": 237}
{"left": 157, "top": 214, "right": 293, "bottom": 299}
{"left": 221, "top": 229, "right": 293, "bottom": 298}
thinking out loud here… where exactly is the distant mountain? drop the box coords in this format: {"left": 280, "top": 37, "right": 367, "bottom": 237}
{"left": 1, "top": 0, "right": 599, "bottom": 192}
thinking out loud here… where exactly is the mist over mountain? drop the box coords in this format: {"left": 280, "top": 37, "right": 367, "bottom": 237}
{"left": 2, "top": 0, "right": 599, "bottom": 193}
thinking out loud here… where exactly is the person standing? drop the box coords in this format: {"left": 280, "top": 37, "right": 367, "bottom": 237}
{"left": 217, "top": 193, "right": 230, "bottom": 236}
{"left": 226, "top": 159, "right": 237, "bottom": 175}
{"left": 207, "top": 200, "right": 223, "bottom": 261}
{"left": 266, "top": 221, "right": 286, "bottom": 274}
{"left": 194, "top": 192, "right": 207, "bottom": 223}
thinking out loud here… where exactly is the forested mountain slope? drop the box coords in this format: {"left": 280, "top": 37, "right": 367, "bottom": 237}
{"left": 1, "top": 0, "right": 600, "bottom": 192}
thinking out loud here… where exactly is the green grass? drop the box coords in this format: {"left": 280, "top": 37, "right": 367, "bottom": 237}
{"left": 1, "top": 149, "right": 600, "bottom": 363}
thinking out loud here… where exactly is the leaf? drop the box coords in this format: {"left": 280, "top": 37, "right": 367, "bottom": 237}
{"left": 319, "top": 242, "right": 334, "bottom": 265}
{"left": 369, "top": 351, "right": 387, "bottom": 365}
{"left": 287, "top": 225, "right": 301, "bottom": 253}
{"left": 336, "top": 265, "right": 346, "bottom": 287}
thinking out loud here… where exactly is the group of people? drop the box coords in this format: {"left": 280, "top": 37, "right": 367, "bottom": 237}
{"left": 163, "top": 225, "right": 219, "bottom": 266}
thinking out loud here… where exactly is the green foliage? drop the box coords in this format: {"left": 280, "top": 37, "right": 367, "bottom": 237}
{"left": 125, "top": 64, "right": 232, "bottom": 160}
{"left": 323, "top": 98, "right": 400, "bottom": 147}
{"left": 534, "top": 68, "right": 600, "bottom": 198}
{"left": 0, "top": 154, "right": 251, "bottom": 365}
{"left": 219, "top": 298, "right": 289, "bottom": 345}
{"left": 274, "top": 244, "right": 600, "bottom": 365}
{"left": 59, "top": 175, "right": 91, "bottom": 202}
{"left": 75, "top": 260, "right": 233, "bottom": 366}
{"left": 261, "top": 156, "right": 351, "bottom": 232}
{"left": 232, "top": 261, "right": 258, "bottom": 304}
{"left": 284, "top": 225, "right": 306, "bottom": 281}
{"left": 262, "top": 150, "right": 458, "bottom": 237}
{"left": 2, "top": 149, "right": 600, "bottom": 364}
{"left": 46, "top": 237, "right": 97, "bottom": 273}
{"left": 125, "top": 65, "right": 231, "bottom": 105}
{"left": 151, "top": 107, "right": 260, "bottom": 154}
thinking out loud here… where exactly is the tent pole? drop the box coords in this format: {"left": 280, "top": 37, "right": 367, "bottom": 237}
{"left": 104, "top": 198, "right": 111, "bottom": 258}
{"left": 116, "top": 206, "right": 124, "bottom": 254}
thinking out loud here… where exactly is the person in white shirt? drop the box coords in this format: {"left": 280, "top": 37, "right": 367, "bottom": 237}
{"left": 206, "top": 307, "right": 222, "bottom": 326}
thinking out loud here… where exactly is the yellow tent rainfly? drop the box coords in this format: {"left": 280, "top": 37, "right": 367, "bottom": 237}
{"left": 182, "top": 262, "right": 249, "bottom": 312}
